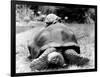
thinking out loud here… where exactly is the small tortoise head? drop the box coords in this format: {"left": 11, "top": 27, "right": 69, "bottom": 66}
{"left": 47, "top": 52, "right": 66, "bottom": 67}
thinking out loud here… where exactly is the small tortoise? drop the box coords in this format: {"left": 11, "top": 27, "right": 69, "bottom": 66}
{"left": 28, "top": 23, "right": 89, "bottom": 71}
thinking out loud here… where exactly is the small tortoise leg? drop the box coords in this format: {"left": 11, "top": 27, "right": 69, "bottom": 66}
{"left": 64, "top": 49, "right": 89, "bottom": 66}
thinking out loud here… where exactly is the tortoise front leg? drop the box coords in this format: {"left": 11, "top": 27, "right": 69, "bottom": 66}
{"left": 63, "top": 49, "right": 89, "bottom": 66}
{"left": 30, "top": 47, "right": 56, "bottom": 71}
{"left": 30, "top": 47, "right": 67, "bottom": 71}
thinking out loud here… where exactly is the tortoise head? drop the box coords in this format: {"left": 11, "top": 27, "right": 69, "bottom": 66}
{"left": 47, "top": 52, "right": 66, "bottom": 67}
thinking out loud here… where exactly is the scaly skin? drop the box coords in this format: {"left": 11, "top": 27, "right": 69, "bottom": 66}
{"left": 64, "top": 49, "right": 89, "bottom": 66}
{"left": 30, "top": 48, "right": 55, "bottom": 71}
{"left": 30, "top": 48, "right": 66, "bottom": 71}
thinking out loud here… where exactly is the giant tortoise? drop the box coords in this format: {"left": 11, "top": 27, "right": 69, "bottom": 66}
{"left": 28, "top": 23, "right": 89, "bottom": 71}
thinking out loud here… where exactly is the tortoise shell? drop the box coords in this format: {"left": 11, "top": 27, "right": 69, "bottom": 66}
{"left": 28, "top": 23, "right": 80, "bottom": 59}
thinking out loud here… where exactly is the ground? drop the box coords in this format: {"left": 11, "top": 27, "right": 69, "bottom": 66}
{"left": 16, "top": 21, "right": 95, "bottom": 73}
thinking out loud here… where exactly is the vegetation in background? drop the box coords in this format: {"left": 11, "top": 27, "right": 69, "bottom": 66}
{"left": 16, "top": 4, "right": 95, "bottom": 24}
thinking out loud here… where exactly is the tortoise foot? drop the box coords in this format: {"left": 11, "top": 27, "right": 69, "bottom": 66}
{"left": 64, "top": 49, "right": 89, "bottom": 66}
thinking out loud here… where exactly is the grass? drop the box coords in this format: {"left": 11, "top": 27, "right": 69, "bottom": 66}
{"left": 16, "top": 21, "right": 46, "bottom": 33}
{"left": 16, "top": 22, "right": 95, "bottom": 73}
{"left": 16, "top": 26, "right": 34, "bottom": 34}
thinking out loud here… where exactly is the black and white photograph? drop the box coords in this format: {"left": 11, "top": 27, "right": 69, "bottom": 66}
{"left": 11, "top": 0, "right": 97, "bottom": 76}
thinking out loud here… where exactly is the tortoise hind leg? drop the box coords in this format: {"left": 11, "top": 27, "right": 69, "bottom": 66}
{"left": 64, "top": 49, "right": 89, "bottom": 66}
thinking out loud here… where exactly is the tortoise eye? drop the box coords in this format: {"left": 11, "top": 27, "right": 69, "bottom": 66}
{"left": 52, "top": 58, "right": 56, "bottom": 61}
{"left": 52, "top": 57, "right": 59, "bottom": 63}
